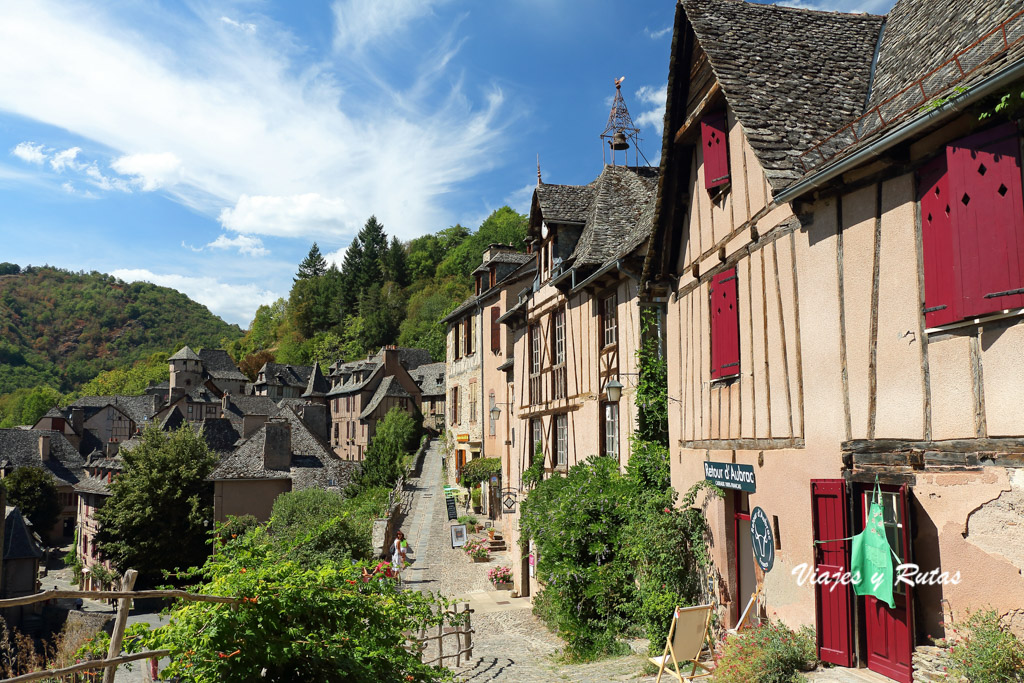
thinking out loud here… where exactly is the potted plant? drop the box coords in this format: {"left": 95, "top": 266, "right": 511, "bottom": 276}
{"left": 487, "top": 565, "right": 513, "bottom": 590}
{"left": 463, "top": 539, "right": 490, "bottom": 562}
{"left": 457, "top": 515, "right": 478, "bottom": 532}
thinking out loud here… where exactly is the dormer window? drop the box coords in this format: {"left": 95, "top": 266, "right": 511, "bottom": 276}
{"left": 489, "top": 267, "right": 496, "bottom": 288}
{"left": 701, "top": 111, "right": 730, "bottom": 191}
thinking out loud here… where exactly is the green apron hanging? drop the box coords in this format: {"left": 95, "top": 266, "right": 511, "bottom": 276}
{"left": 850, "top": 482, "right": 896, "bottom": 609}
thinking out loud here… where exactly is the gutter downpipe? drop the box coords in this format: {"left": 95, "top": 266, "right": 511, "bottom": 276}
{"left": 775, "top": 58, "right": 1024, "bottom": 206}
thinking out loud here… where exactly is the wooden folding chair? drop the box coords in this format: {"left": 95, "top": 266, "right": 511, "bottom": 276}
{"left": 649, "top": 604, "right": 713, "bottom": 683}
{"left": 726, "top": 584, "right": 762, "bottom": 635}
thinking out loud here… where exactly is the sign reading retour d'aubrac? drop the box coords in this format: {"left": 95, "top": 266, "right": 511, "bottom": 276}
{"left": 703, "top": 461, "right": 756, "bottom": 493}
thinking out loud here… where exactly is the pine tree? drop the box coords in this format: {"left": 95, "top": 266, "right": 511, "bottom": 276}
{"left": 381, "top": 236, "right": 409, "bottom": 287}
{"left": 296, "top": 242, "right": 328, "bottom": 280}
{"left": 358, "top": 216, "right": 387, "bottom": 289}
{"left": 338, "top": 237, "right": 365, "bottom": 311}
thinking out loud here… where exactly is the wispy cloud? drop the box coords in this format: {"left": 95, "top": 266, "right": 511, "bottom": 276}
{"left": 220, "top": 16, "right": 257, "bottom": 34}
{"left": 0, "top": 0, "right": 512, "bottom": 245}
{"left": 775, "top": 0, "right": 896, "bottom": 12}
{"left": 634, "top": 84, "right": 667, "bottom": 131}
{"left": 206, "top": 233, "right": 270, "bottom": 257}
{"left": 11, "top": 142, "right": 46, "bottom": 164}
{"left": 110, "top": 268, "right": 279, "bottom": 326}
{"left": 644, "top": 25, "right": 672, "bottom": 40}
{"left": 504, "top": 183, "right": 535, "bottom": 214}
{"left": 49, "top": 146, "right": 81, "bottom": 173}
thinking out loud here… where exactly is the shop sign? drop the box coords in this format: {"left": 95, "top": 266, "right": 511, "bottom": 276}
{"left": 501, "top": 488, "right": 517, "bottom": 513}
{"left": 703, "top": 461, "right": 756, "bottom": 492}
{"left": 750, "top": 506, "right": 775, "bottom": 572}
{"left": 457, "top": 434, "right": 470, "bottom": 443}
{"left": 445, "top": 496, "right": 458, "bottom": 521}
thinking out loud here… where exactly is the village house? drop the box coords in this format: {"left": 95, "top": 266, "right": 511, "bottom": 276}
{"left": 209, "top": 407, "right": 359, "bottom": 523}
{"left": 325, "top": 346, "right": 433, "bottom": 461}
{"left": 647, "top": 1, "right": 1024, "bottom": 680}
{"left": 2, "top": 505, "right": 44, "bottom": 630}
{"left": 34, "top": 394, "right": 159, "bottom": 457}
{"left": 444, "top": 246, "right": 534, "bottom": 479}
{"left": 254, "top": 362, "right": 313, "bottom": 399}
{"left": 409, "top": 362, "right": 446, "bottom": 435}
{"left": 0, "top": 430, "right": 86, "bottom": 539}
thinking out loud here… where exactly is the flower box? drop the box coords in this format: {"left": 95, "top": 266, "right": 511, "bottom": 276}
{"left": 494, "top": 581, "right": 513, "bottom": 590}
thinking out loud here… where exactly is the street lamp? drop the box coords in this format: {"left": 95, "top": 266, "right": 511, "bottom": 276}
{"left": 490, "top": 404, "right": 501, "bottom": 422}
{"left": 605, "top": 379, "right": 624, "bottom": 402}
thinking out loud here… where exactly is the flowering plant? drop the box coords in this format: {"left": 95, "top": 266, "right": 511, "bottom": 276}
{"left": 487, "top": 566, "right": 513, "bottom": 585}
{"left": 463, "top": 539, "right": 490, "bottom": 561}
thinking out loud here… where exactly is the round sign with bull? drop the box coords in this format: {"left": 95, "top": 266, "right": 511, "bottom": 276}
{"left": 750, "top": 506, "right": 775, "bottom": 572}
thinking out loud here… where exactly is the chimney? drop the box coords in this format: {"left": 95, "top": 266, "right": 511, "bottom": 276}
{"left": 298, "top": 403, "right": 329, "bottom": 443}
{"left": 106, "top": 440, "right": 120, "bottom": 458}
{"left": 382, "top": 346, "right": 399, "bottom": 371}
{"left": 262, "top": 419, "right": 291, "bottom": 470}
{"left": 38, "top": 433, "right": 50, "bottom": 462}
{"left": 482, "top": 243, "right": 515, "bottom": 263}
{"left": 242, "top": 414, "right": 268, "bottom": 439}
{"left": 71, "top": 407, "right": 84, "bottom": 434}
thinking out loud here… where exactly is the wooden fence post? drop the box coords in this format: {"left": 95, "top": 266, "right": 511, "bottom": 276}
{"left": 463, "top": 603, "right": 473, "bottom": 662}
{"left": 103, "top": 568, "right": 138, "bottom": 683}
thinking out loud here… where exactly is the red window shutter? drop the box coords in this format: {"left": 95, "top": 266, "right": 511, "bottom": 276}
{"left": 918, "top": 155, "right": 961, "bottom": 327}
{"left": 701, "top": 111, "right": 730, "bottom": 190}
{"left": 490, "top": 306, "right": 501, "bottom": 352}
{"left": 946, "top": 122, "right": 1024, "bottom": 317}
{"left": 710, "top": 268, "right": 739, "bottom": 379}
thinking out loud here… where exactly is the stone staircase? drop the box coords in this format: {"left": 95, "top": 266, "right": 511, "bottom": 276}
{"left": 485, "top": 530, "right": 507, "bottom": 553}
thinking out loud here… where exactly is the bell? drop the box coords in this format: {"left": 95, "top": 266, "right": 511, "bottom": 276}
{"left": 610, "top": 131, "right": 629, "bottom": 150}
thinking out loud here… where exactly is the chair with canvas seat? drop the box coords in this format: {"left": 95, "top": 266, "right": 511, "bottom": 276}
{"left": 649, "top": 604, "right": 714, "bottom": 683}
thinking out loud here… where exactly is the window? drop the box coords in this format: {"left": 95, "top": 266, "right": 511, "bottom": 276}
{"left": 333, "top": 423, "right": 339, "bottom": 442}
{"left": 470, "top": 393, "right": 477, "bottom": 423}
{"left": 530, "top": 418, "right": 543, "bottom": 468}
{"left": 529, "top": 323, "right": 542, "bottom": 404}
{"left": 918, "top": 122, "right": 1024, "bottom": 327}
{"left": 701, "top": 111, "right": 730, "bottom": 190}
{"left": 490, "top": 306, "right": 502, "bottom": 353}
{"left": 450, "top": 387, "right": 459, "bottom": 425}
{"left": 489, "top": 267, "right": 496, "bottom": 288}
{"left": 552, "top": 308, "right": 566, "bottom": 399}
{"left": 603, "top": 402, "right": 619, "bottom": 460}
{"left": 554, "top": 414, "right": 568, "bottom": 467}
{"left": 602, "top": 293, "right": 618, "bottom": 348}
{"left": 453, "top": 326, "right": 460, "bottom": 359}
{"left": 710, "top": 268, "right": 740, "bottom": 380}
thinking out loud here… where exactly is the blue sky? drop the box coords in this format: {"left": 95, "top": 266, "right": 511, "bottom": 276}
{"left": 0, "top": 0, "right": 894, "bottom": 327}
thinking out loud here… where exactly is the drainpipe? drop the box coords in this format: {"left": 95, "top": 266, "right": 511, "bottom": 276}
{"left": 775, "top": 58, "right": 1024, "bottom": 205}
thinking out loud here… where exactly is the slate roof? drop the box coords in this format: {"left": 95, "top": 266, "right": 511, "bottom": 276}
{"left": 326, "top": 361, "right": 382, "bottom": 396}
{"left": 534, "top": 183, "right": 596, "bottom": 224}
{"left": 410, "top": 362, "right": 446, "bottom": 397}
{"left": 255, "top": 363, "right": 313, "bottom": 390}
{"left": 198, "top": 349, "right": 248, "bottom": 382}
{"left": 442, "top": 295, "right": 480, "bottom": 323}
{"left": 186, "top": 386, "right": 221, "bottom": 404}
{"left": 681, "top": 0, "right": 884, "bottom": 190}
{"left": 360, "top": 376, "right": 412, "bottom": 419}
{"left": 569, "top": 165, "right": 660, "bottom": 268}
{"left": 74, "top": 476, "right": 112, "bottom": 496}
{"left": 69, "top": 395, "right": 160, "bottom": 425}
{"left": 368, "top": 347, "right": 434, "bottom": 371}
{"left": 472, "top": 251, "right": 533, "bottom": 274}
{"left": 160, "top": 406, "right": 186, "bottom": 431}
{"left": 301, "top": 363, "right": 331, "bottom": 398}
{"left": 168, "top": 346, "right": 201, "bottom": 361}
{"left": 210, "top": 409, "right": 358, "bottom": 490}
{"left": 196, "top": 418, "right": 241, "bottom": 453}
{"left": 4, "top": 507, "right": 43, "bottom": 561}
{"left": 0, "top": 430, "right": 86, "bottom": 487}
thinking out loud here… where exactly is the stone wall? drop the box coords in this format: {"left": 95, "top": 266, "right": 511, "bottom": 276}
{"left": 912, "top": 645, "right": 965, "bottom": 683}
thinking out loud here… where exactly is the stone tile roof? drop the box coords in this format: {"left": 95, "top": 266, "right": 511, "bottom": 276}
{"left": 74, "top": 476, "right": 112, "bottom": 496}
{"left": 4, "top": 507, "right": 43, "bottom": 560}
{"left": 210, "top": 409, "right": 358, "bottom": 491}
{"left": 159, "top": 406, "right": 186, "bottom": 431}
{"left": 256, "top": 363, "right": 313, "bottom": 390}
{"left": 301, "top": 363, "right": 331, "bottom": 398}
{"left": 534, "top": 183, "right": 596, "bottom": 224}
{"left": 168, "top": 346, "right": 201, "bottom": 361}
{"left": 410, "top": 362, "right": 446, "bottom": 397}
{"left": 442, "top": 294, "right": 480, "bottom": 323}
{"left": 225, "top": 395, "right": 279, "bottom": 418}
{"left": 70, "top": 395, "right": 160, "bottom": 425}
{"left": 326, "top": 361, "right": 382, "bottom": 396}
{"left": 681, "top": 0, "right": 883, "bottom": 190}
{"left": 186, "top": 386, "right": 221, "bottom": 404}
{"left": 368, "top": 347, "right": 434, "bottom": 371}
{"left": 0, "top": 429, "right": 86, "bottom": 487}
{"left": 196, "top": 418, "right": 241, "bottom": 453}
{"left": 472, "top": 251, "right": 533, "bottom": 274}
{"left": 198, "top": 349, "right": 248, "bottom": 382}
{"left": 496, "top": 357, "right": 515, "bottom": 372}
{"left": 360, "top": 376, "right": 412, "bottom": 419}
{"left": 570, "top": 165, "right": 660, "bottom": 268}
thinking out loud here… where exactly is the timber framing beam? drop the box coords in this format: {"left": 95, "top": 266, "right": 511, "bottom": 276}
{"left": 845, "top": 437, "right": 1024, "bottom": 470}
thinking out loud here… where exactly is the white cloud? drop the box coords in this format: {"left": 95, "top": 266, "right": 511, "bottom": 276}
{"left": 775, "top": 0, "right": 895, "bottom": 11}
{"left": 218, "top": 194, "right": 351, "bottom": 238}
{"left": 110, "top": 268, "right": 279, "bottom": 326}
{"left": 12, "top": 142, "right": 46, "bottom": 164}
{"left": 504, "top": 183, "right": 535, "bottom": 215}
{"left": 634, "top": 84, "right": 667, "bottom": 131}
{"left": 49, "top": 146, "right": 81, "bottom": 173}
{"left": 0, "top": 1, "right": 510, "bottom": 242}
{"left": 332, "top": 0, "right": 447, "bottom": 52}
{"left": 323, "top": 245, "right": 348, "bottom": 269}
{"left": 111, "top": 152, "right": 183, "bottom": 191}
{"left": 220, "top": 16, "right": 256, "bottom": 33}
{"left": 644, "top": 25, "right": 672, "bottom": 40}
{"left": 206, "top": 233, "right": 269, "bottom": 257}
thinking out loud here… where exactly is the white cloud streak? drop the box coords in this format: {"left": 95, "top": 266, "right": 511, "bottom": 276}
{"left": 634, "top": 84, "right": 667, "bottom": 131}
{"left": 110, "top": 268, "right": 279, "bottom": 326}
{"left": 206, "top": 233, "right": 270, "bottom": 257}
{"left": 12, "top": 142, "right": 46, "bottom": 164}
{"left": 644, "top": 25, "right": 672, "bottom": 40}
{"left": 0, "top": 1, "right": 510, "bottom": 242}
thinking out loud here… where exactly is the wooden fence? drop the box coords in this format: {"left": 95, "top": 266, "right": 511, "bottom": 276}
{"left": 0, "top": 570, "right": 472, "bottom": 681}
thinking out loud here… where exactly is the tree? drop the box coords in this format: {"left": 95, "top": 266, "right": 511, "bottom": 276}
{"left": 380, "top": 236, "right": 409, "bottom": 287}
{"left": 436, "top": 207, "right": 527, "bottom": 279}
{"left": 72, "top": 352, "right": 169, "bottom": 398}
{"left": 338, "top": 237, "right": 365, "bottom": 312}
{"left": 3, "top": 467, "right": 61, "bottom": 536}
{"left": 239, "top": 349, "right": 275, "bottom": 381}
{"left": 357, "top": 216, "right": 388, "bottom": 288}
{"left": 96, "top": 425, "right": 217, "bottom": 584}
{"left": 268, "top": 488, "right": 378, "bottom": 565}
{"left": 295, "top": 242, "right": 328, "bottom": 280}
{"left": 0, "top": 262, "right": 19, "bottom": 275}
{"left": 352, "top": 406, "right": 419, "bottom": 492}
{"left": 398, "top": 278, "right": 471, "bottom": 361}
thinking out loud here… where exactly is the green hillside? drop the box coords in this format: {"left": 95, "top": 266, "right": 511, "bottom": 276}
{"left": 0, "top": 265, "right": 243, "bottom": 394}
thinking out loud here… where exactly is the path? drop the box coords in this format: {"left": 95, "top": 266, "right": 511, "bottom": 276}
{"left": 399, "top": 440, "right": 654, "bottom": 682}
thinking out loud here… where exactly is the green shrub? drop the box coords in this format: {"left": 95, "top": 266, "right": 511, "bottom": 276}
{"left": 350, "top": 407, "right": 420, "bottom": 493}
{"left": 461, "top": 457, "right": 500, "bottom": 487}
{"left": 948, "top": 609, "right": 1024, "bottom": 682}
{"left": 470, "top": 486, "right": 482, "bottom": 510}
{"left": 457, "top": 515, "right": 478, "bottom": 527}
{"left": 217, "top": 514, "right": 259, "bottom": 542}
{"left": 269, "top": 488, "right": 380, "bottom": 564}
{"left": 713, "top": 621, "right": 817, "bottom": 683}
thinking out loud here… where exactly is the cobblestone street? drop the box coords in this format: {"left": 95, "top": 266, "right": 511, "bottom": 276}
{"left": 400, "top": 440, "right": 654, "bottom": 683}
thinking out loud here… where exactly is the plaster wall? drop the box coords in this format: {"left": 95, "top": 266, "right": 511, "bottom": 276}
{"left": 214, "top": 479, "right": 291, "bottom": 523}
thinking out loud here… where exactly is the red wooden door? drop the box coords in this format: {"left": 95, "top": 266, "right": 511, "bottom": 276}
{"left": 861, "top": 484, "right": 914, "bottom": 683}
{"left": 811, "top": 480, "right": 853, "bottom": 667}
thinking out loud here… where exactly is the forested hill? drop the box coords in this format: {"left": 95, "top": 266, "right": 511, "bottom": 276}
{"left": 0, "top": 265, "right": 242, "bottom": 394}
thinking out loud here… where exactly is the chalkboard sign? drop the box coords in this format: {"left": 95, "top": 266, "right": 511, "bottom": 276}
{"left": 446, "top": 496, "right": 458, "bottom": 521}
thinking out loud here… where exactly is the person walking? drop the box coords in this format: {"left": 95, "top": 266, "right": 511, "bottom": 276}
{"left": 392, "top": 531, "right": 407, "bottom": 584}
